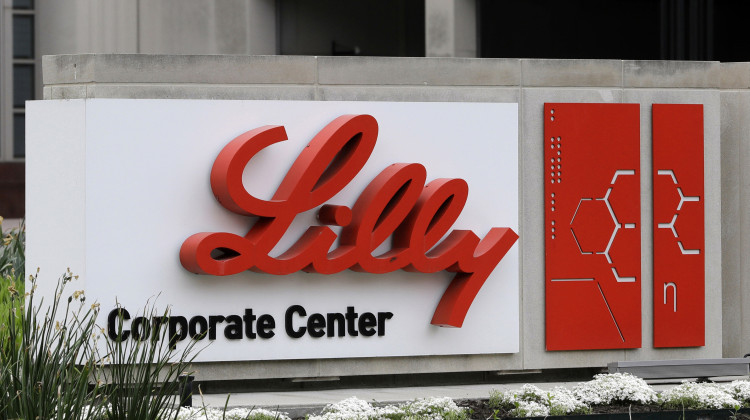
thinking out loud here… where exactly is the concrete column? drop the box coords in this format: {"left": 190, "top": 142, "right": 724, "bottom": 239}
{"left": 37, "top": 0, "right": 137, "bottom": 55}
{"left": 38, "top": 0, "right": 276, "bottom": 56}
{"left": 425, "top": 0, "right": 476, "bottom": 58}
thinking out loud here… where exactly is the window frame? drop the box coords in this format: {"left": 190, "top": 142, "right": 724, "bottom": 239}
{"left": 1, "top": 0, "right": 35, "bottom": 162}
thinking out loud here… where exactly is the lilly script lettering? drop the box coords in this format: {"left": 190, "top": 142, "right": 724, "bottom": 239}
{"left": 180, "top": 115, "right": 518, "bottom": 328}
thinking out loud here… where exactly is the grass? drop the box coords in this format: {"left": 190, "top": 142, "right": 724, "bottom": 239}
{"left": 101, "top": 304, "right": 204, "bottom": 420}
{"left": 0, "top": 270, "right": 102, "bottom": 420}
{"left": 0, "top": 218, "right": 208, "bottom": 420}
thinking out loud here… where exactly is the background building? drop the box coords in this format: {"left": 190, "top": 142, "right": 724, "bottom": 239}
{"left": 8, "top": 0, "right": 750, "bottom": 385}
{"left": 3, "top": 0, "right": 750, "bottom": 218}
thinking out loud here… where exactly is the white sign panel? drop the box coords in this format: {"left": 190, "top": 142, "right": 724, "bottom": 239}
{"left": 26, "top": 99, "right": 519, "bottom": 361}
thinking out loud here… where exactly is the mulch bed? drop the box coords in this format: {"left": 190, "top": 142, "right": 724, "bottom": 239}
{"left": 455, "top": 399, "right": 750, "bottom": 419}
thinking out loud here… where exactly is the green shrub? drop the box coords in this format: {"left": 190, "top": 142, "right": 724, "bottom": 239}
{"left": 0, "top": 271, "right": 103, "bottom": 420}
{"left": 0, "top": 219, "right": 25, "bottom": 351}
{"left": 0, "top": 270, "right": 206, "bottom": 420}
{"left": 0, "top": 218, "right": 25, "bottom": 279}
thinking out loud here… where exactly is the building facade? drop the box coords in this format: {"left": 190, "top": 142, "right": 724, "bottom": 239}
{"left": 10, "top": 0, "right": 750, "bottom": 383}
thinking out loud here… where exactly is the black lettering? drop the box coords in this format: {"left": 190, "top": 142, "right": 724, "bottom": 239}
{"left": 257, "top": 314, "right": 275, "bottom": 339}
{"left": 208, "top": 315, "right": 226, "bottom": 340}
{"left": 285, "top": 305, "right": 307, "bottom": 338}
{"left": 151, "top": 316, "right": 165, "bottom": 341}
{"left": 243, "top": 309, "right": 257, "bottom": 339}
{"left": 224, "top": 315, "right": 243, "bottom": 339}
{"left": 168, "top": 316, "right": 188, "bottom": 349}
{"left": 189, "top": 316, "right": 208, "bottom": 339}
{"left": 132, "top": 316, "right": 150, "bottom": 341}
{"left": 107, "top": 308, "right": 130, "bottom": 341}
{"left": 377, "top": 312, "right": 393, "bottom": 336}
{"left": 358, "top": 312, "right": 377, "bottom": 337}
{"left": 307, "top": 313, "right": 326, "bottom": 338}
{"left": 345, "top": 306, "right": 359, "bottom": 336}
{"left": 326, "top": 312, "right": 346, "bottom": 337}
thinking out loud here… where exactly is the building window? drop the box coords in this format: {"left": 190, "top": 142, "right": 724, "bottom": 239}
{"left": 2, "top": 0, "right": 35, "bottom": 160}
{"left": 0, "top": 0, "right": 34, "bottom": 218}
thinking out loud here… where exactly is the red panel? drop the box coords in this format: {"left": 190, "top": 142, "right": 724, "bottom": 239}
{"left": 652, "top": 104, "right": 705, "bottom": 348}
{"left": 544, "top": 103, "right": 641, "bottom": 350}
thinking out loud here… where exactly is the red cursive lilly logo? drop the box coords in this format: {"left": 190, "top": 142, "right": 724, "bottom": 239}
{"left": 180, "top": 114, "right": 518, "bottom": 328}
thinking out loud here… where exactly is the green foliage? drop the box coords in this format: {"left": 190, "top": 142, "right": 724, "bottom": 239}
{"left": 0, "top": 219, "right": 25, "bottom": 280}
{"left": 0, "top": 270, "right": 205, "bottom": 420}
{"left": 0, "top": 219, "right": 25, "bottom": 350}
{"left": 100, "top": 304, "right": 203, "bottom": 420}
{"left": 0, "top": 272, "right": 24, "bottom": 351}
{"left": 488, "top": 389, "right": 506, "bottom": 410}
{"left": 0, "top": 271, "right": 103, "bottom": 420}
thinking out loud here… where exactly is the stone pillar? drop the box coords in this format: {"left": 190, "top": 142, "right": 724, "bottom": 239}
{"left": 425, "top": 0, "right": 476, "bottom": 58}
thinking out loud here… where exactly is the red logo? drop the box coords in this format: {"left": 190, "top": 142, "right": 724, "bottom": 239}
{"left": 544, "top": 103, "right": 642, "bottom": 350}
{"left": 544, "top": 103, "right": 705, "bottom": 351}
{"left": 652, "top": 104, "right": 704, "bottom": 348}
{"left": 180, "top": 114, "right": 518, "bottom": 328}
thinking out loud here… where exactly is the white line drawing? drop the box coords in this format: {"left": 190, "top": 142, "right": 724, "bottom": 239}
{"left": 554, "top": 169, "right": 639, "bottom": 341}
{"left": 611, "top": 267, "right": 636, "bottom": 283}
{"left": 678, "top": 242, "right": 700, "bottom": 255}
{"left": 598, "top": 283, "right": 625, "bottom": 342}
{"left": 551, "top": 278, "right": 595, "bottom": 282}
{"left": 611, "top": 169, "right": 636, "bottom": 184}
{"left": 657, "top": 169, "right": 677, "bottom": 184}
{"left": 570, "top": 228, "right": 593, "bottom": 255}
{"left": 656, "top": 170, "right": 701, "bottom": 255}
{"left": 570, "top": 198, "right": 592, "bottom": 224}
{"left": 658, "top": 214, "right": 678, "bottom": 237}
{"left": 664, "top": 282, "right": 677, "bottom": 312}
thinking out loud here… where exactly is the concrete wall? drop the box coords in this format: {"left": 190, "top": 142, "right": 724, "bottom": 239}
{"left": 720, "top": 63, "right": 750, "bottom": 358}
{"left": 41, "top": 55, "right": 731, "bottom": 380}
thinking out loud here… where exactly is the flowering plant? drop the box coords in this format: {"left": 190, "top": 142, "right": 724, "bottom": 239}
{"left": 660, "top": 381, "right": 741, "bottom": 410}
{"left": 725, "top": 379, "right": 750, "bottom": 406}
{"left": 489, "top": 384, "right": 590, "bottom": 416}
{"left": 492, "top": 377, "right": 750, "bottom": 417}
{"left": 307, "top": 396, "right": 468, "bottom": 420}
{"left": 169, "top": 406, "right": 291, "bottom": 420}
{"left": 573, "top": 372, "right": 657, "bottom": 405}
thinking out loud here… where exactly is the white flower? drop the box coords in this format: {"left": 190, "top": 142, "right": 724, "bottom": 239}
{"left": 510, "top": 400, "right": 549, "bottom": 417}
{"left": 724, "top": 380, "right": 750, "bottom": 405}
{"left": 516, "top": 384, "right": 547, "bottom": 404}
{"left": 573, "top": 373, "right": 657, "bottom": 405}
{"left": 490, "top": 385, "right": 590, "bottom": 416}
{"left": 660, "top": 381, "right": 740, "bottom": 410}
{"left": 308, "top": 396, "right": 378, "bottom": 420}
{"left": 165, "top": 406, "right": 291, "bottom": 420}
{"left": 547, "top": 386, "right": 590, "bottom": 415}
{"left": 402, "top": 396, "right": 466, "bottom": 419}
{"left": 372, "top": 404, "right": 402, "bottom": 418}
